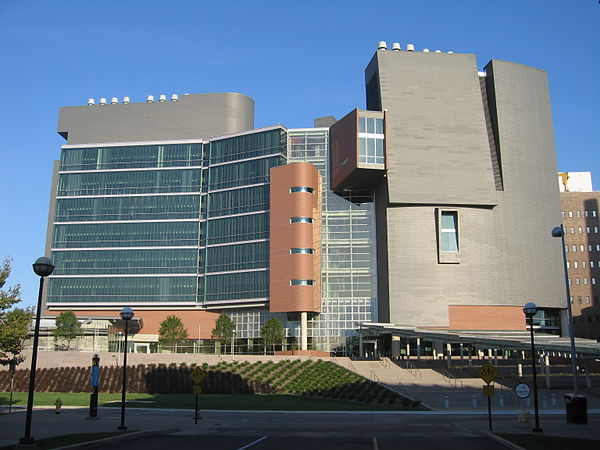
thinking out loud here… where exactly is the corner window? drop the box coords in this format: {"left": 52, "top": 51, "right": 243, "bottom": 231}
{"left": 290, "top": 186, "right": 314, "bottom": 194}
{"left": 290, "top": 217, "right": 313, "bottom": 224}
{"left": 290, "top": 248, "right": 314, "bottom": 254}
{"left": 290, "top": 279, "right": 315, "bottom": 286}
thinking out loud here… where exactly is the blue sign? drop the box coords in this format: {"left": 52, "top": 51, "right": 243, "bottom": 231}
{"left": 90, "top": 365, "right": 100, "bottom": 387}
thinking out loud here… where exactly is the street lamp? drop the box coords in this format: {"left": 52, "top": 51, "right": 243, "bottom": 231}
{"left": 523, "top": 302, "right": 543, "bottom": 433}
{"left": 551, "top": 226, "right": 580, "bottom": 395}
{"left": 20, "top": 257, "right": 54, "bottom": 445}
{"left": 118, "top": 307, "right": 134, "bottom": 431}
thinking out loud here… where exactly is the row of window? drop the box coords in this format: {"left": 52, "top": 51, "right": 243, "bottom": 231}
{"left": 565, "top": 226, "right": 599, "bottom": 234}
{"left": 567, "top": 261, "right": 600, "bottom": 269}
{"left": 290, "top": 187, "right": 314, "bottom": 193}
{"left": 565, "top": 244, "right": 600, "bottom": 253}
{"left": 562, "top": 210, "right": 598, "bottom": 218}
{"left": 570, "top": 296, "right": 599, "bottom": 305}
{"left": 290, "top": 248, "right": 314, "bottom": 254}
{"left": 290, "top": 279, "right": 315, "bottom": 286}
{"left": 568, "top": 277, "right": 597, "bottom": 286}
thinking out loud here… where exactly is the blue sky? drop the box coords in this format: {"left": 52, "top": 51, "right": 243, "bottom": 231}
{"left": 1, "top": 0, "right": 599, "bottom": 308}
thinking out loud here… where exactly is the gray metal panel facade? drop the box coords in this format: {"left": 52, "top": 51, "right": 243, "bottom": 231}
{"left": 369, "top": 51, "right": 565, "bottom": 327}
{"left": 373, "top": 50, "right": 497, "bottom": 206}
{"left": 58, "top": 93, "right": 255, "bottom": 145}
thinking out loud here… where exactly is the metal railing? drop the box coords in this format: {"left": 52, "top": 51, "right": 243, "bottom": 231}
{"left": 404, "top": 360, "right": 422, "bottom": 379}
{"left": 441, "top": 369, "right": 464, "bottom": 389}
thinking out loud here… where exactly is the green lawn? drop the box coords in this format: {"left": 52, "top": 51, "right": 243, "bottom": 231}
{"left": 0, "top": 392, "right": 407, "bottom": 411}
{"left": 496, "top": 433, "right": 600, "bottom": 450}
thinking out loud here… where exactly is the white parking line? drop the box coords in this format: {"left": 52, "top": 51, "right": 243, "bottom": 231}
{"left": 237, "top": 436, "right": 268, "bottom": 449}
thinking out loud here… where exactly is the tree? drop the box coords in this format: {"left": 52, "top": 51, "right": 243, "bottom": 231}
{"left": 53, "top": 311, "right": 82, "bottom": 350}
{"left": 0, "top": 308, "right": 32, "bottom": 366}
{"left": 158, "top": 315, "right": 188, "bottom": 352}
{"left": 211, "top": 314, "right": 235, "bottom": 354}
{"left": 261, "top": 317, "right": 285, "bottom": 354}
{"left": 0, "top": 257, "right": 21, "bottom": 317}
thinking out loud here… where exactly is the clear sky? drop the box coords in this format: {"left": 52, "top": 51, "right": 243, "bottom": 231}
{"left": 1, "top": 0, "right": 599, "bottom": 309}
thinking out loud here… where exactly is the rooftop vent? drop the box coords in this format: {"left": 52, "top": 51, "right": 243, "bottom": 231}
{"left": 87, "top": 98, "right": 95, "bottom": 106}
{"left": 377, "top": 41, "right": 387, "bottom": 50}
{"left": 99, "top": 98, "right": 107, "bottom": 105}
{"left": 391, "top": 42, "right": 401, "bottom": 51}
{"left": 123, "top": 97, "right": 130, "bottom": 104}
{"left": 171, "top": 94, "right": 179, "bottom": 101}
{"left": 147, "top": 95, "right": 154, "bottom": 103}
{"left": 423, "top": 48, "right": 430, "bottom": 53}
{"left": 448, "top": 51, "right": 454, "bottom": 54}
{"left": 111, "top": 97, "right": 118, "bottom": 104}
{"left": 435, "top": 50, "right": 442, "bottom": 53}
{"left": 406, "top": 44, "right": 415, "bottom": 51}
{"left": 159, "top": 94, "right": 167, "bottom": 102}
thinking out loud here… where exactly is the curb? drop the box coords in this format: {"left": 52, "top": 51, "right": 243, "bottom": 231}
{"left": 51, "top": 428, "right": 178, "bottom": 449}
{"left": 485, "top": 432, "right": 527, "bottom": 450}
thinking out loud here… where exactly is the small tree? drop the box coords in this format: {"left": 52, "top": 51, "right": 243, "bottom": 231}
{"left": 158, "top": 315, "right": 188, "bottom": 352}
{"left": 211, "top": 314, "right": 235, "bottom": 354}
{"left": 53, "top": 311, "right": 82, "bottom": 350}
{"left": 261, "top": 317, "right": 285, "bottom": 354}
{"left": 0, "top": 257, "right": 21, "bottom": 318}
{"left": 0, "top": 308, "right": 32, "bottom": 366}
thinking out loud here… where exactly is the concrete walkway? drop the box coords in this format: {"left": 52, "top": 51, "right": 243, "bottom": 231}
{"left": 337, "top": 357, "right": 600, "bottom": 412}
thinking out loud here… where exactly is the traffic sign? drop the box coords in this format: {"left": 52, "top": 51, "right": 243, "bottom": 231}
{"left": 191, "top": 367, "right": 206, "bottom": 385}
{"left": 483, "top": 385, "right": 495, "bottom": 397}
{"left": 514, "top": 383, "right": 531, "bottom": 399}
{"left": 478, "top": 362, "right": 498, "bottom": 384}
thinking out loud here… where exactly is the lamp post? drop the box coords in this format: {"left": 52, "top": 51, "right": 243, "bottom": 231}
{"left": 551, "top": 226, "right": 579, "bottom": 395}
{"left": 20, "top": 257, "right": 54, "bottom": 445}
{"left": 118, "top": 307, "right": 134, "bottom": 431}
{"left": 523, "top": 302, "right": 543, "bottom": 433}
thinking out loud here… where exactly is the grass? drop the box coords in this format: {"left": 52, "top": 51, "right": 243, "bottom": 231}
{"left": 0, "top": 431, "right": 133, "bottom": 450}
{"left": 0, "top": 392, "right": 407, "bottom": 411}
{"left": 496, "top": 433, "right": 600, "bottom": 450}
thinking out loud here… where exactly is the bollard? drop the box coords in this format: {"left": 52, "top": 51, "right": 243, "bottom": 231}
{"left": 444, "top": 395, "right": 449, "bottom": 409}
{"left": 551, "top": 393, "right": 557, "bottom": 407}
{"left": 55, "top": 397, "right": 62, "bottom": 415}
{"left": 499, "top": 393, "right": 504, "bottom": 408}
{"left": 472, "top": 395, "right": 477, "bottom": 408}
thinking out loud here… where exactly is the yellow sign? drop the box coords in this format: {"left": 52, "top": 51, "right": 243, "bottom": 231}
{"left": 193, "top": 385, "right": 202, "bottom": 395}
{"left": 478, "top": 362, "right": 498, "bottom": 385}
{"left": 191, "top": 367, "right": 206, "bottom": 385}
{"left": 483, "top": 384, "right": 495, "bottom": 397}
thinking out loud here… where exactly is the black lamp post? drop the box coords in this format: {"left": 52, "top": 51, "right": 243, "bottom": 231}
{"left": 523, "top": 302, "right": 543, "bottom": 433}
{"left": 118, "top": 307, "right": 134, "bottom": 431}
{"left": 20, "top": 257, "right": 54, "bottom": 445}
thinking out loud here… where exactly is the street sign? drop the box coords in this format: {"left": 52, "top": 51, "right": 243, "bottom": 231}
{"left": 483, "top": 385, "right": 495, "bottom": 397}
{"left": 515, "top": 383, "right": 531, "bottom": 399}
{"left": 190, "top": 368, "right": 206, "bottom": 385}
{"left": 478, "top": 362, "right": 498, "bottom": 384}
{"left": 193, "top": 385, "right": 202, "bottom": 395}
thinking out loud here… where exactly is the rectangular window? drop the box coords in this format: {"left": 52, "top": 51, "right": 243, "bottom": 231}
{"left": 594, "top": 211, "right": 598, "bottom": 218}
{"left": 581, "top": 245, "right": 585, "bottom": 252}
{"left": 577, "top": 211, "right": 581, "bottom": 218}
{"left": 569, "top": 211, "right": 573, "bottom": 217}
{"left": 562, "top": 211, "right": 566, "bottom": 218}
{"left": 593, "top": 278, "right": 597, "bottom": 285}
{"left": 441, "top": 212, "right": 458, "bottom": 252}
{"left": 579, "top": 226, "right": 583, "bottom": 234}
{"left": 595, "top": 227, "right": 599, "bottom": 234}
{"left": 572, "top": 245, "right": 577, "bottom": 252}
{"left": 574, "top": 261, "right": 578, "bottom": 269}
{"left": 587, "top": 227, "right": 591, "bottom": 234}
{"left": 585, "top": 210, "right": 589, "bottom": 217}
{"left": 571, "top": 227, "right": 575, "bottom": 234}
{"left": 591, "top": 261, "right": 595, "bottom": 268}
{"left": 578, "top": 296, "right": 582, "bottom": 303}
{"left": 584, "top": 278, "right": 589, "bottom": 285}
{"left": 576, "top": 278, "right": 580, "bottom": 285}
{"left": 582, "top": 261, "right": 586, "bottom": 269}
{"left": 566, "top": 261, "right": 570, "bottom": 269}
{"left": 586, "top": 296, "right": 591, "bottom": 304}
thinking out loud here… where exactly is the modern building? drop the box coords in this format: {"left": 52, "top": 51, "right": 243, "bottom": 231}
{"left": 42, "top": 42, "right": 567, "bottom": 353}
{"left": 559, "top": 172, "right": 600, "bottom": 341}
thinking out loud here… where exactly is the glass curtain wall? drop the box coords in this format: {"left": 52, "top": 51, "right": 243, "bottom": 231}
{"left": 48, "top": 142, "right": 203, "bottom": 305}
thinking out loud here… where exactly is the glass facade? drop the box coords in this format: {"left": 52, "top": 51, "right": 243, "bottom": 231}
{"left": 358, "top": 117, "right": 385, "bottom": 165}
{"left": 48, "top": 128, "right": 286, "bottom": 306}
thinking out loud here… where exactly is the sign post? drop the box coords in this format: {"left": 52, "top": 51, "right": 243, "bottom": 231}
{"left": 89, "top": 354, "right": 100, "bottom": 418}
{"left": 190, "top": 367, "right": 206, "bottom": 424}
{"left": 478, "top": 361, "right": 498, "bottom": 431}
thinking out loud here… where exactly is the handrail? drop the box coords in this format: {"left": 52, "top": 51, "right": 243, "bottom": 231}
{"left": 380, "top": 356, "right": 391, "bottom": 369}
{"left": 441, "top": 369, "right": 464, "bottom": 389}
{"left": 369, "top": 369, "right": 382, "bottom": 384}
{"left": 404, "top": 360, "right": 422, "bottom": 379}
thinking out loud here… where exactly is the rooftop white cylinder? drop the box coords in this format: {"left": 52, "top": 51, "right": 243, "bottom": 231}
{"left": 159, "top": 94, "right": 167, "bottom": 102}
{"left": 406, "top": 44, "right": 415, "bottom": 51}
{"left": 391, "top": 42, "right": 401, "bottom": 51}
{"left": 111, "top": 97, "right": 118, "bottom": 104}
{"left": 171, "top": 94, "right": 179, "bottom": 101}
{"left": 87, "top": 98, "right": 95, "bottom": 106}
{"left": 123, "top": 97, "right": 130, "bottom": 104}
{"left": 377, "top": 41, "right": 387, "bottom": 50}
{"left": 99, "top": 98, "right": 107, "bottom": 105}
{"left": 147, "top": 95, "right": 154, "bottom": 103}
